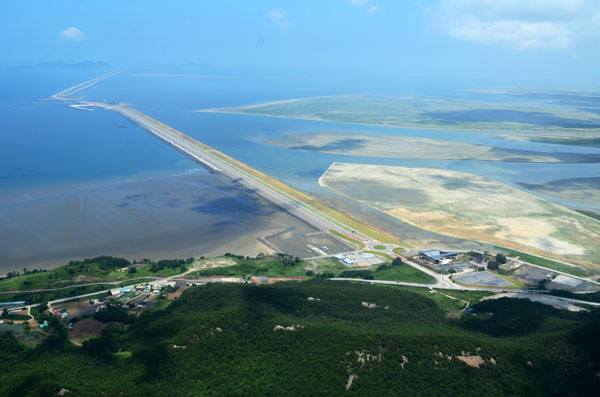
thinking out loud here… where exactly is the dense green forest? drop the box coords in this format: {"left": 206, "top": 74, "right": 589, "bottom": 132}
{"left": 0, "top": 281, "right": 598, "bottom": 396}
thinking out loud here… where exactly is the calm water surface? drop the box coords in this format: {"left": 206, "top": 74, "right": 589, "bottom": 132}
{"left": 1, "top": 67, "right": 598, "bottom": 270}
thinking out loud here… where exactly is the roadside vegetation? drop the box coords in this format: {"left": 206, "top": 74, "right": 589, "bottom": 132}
{"left": 497, "top": 248, "right": 588, "bottom": 277}
{"left": 193, "top": 254, "right": 306, "bottom": 278}
{"left": 337, "top": 257, "right": 436, "bottom": 284}
{"left": 1, "top": 253, "right": 439, "bottom": 306}
{"left": 0, "top": 256, "right": 193, "bottom": 293}
{"left": 0, "top": 257, "right": 195, "bottom": 304}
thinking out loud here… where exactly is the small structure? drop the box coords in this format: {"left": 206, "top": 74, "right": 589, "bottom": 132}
{"left": 419, "top": 250, "right": 458, "bottom": 264}
{"left": 335, "top": 254, "right": 355, "bottom": 266}
{"left": 251, "top": 276, "right": 269, "bottom": 285}
{"left": 0, "top": 301, "right": 26, "bottom": 309}
{"left": 437, "top": 261, "right": 471, "bottom": 274}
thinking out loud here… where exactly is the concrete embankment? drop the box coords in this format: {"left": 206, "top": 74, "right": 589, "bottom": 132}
{"left": 90, "top": 102, "right": 366, "bottom": 244}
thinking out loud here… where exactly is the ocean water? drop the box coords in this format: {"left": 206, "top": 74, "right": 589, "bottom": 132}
{"left": 88, "top": 71, "right": 600, "bottom": 190}
{"left": 2, "top": 67, "right": 599, "bottom": 270}
{"left": 0, "top": 67, "right": 310, "bottom": 271}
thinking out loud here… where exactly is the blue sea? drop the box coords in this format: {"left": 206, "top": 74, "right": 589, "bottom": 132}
{"left": 0, "top": 67, "right": 309, "bottom": 270}
{"left": 1, "top": 66, "right": 599, "bottom": 271}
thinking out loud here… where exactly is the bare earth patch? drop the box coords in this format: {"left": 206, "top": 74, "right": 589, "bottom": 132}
{"left": 69, "top": 319, "right": 106, "bottom": 346}
{"left": 195, "top": 258, "right": 237, "bottom": 270}
{"left": 320, "top": 162, "right": 600, "bottom": 270}
{"left": 455, "top": 355, "right": 486, "bottom": 368}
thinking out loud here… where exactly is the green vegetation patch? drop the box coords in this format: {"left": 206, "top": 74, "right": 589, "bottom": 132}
{"left": 194, "top": 254, "right": 306, "bottom": 278}
{"left": 373, "top": 263, "right": 436, "bottom": 284}
{"left": 0, "top": 282, "right": 598, "bottom": 396}
{"left": 498, "top": 247, "right": 588, "bottom": 277}
{"left": 0, "top": 256, "right": 192, "bottom": 299}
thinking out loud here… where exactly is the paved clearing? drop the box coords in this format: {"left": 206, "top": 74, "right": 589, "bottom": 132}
{"left": 454, "top": 271, "right": 513, "bottom": 288}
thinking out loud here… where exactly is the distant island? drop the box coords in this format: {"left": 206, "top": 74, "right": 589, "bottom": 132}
{"left": 9, "top": 60, "right": 111, "bottom": 70}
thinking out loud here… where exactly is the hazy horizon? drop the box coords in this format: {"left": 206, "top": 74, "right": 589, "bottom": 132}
{"left": 2, "top": 0, "right": 600, "bottom": 88}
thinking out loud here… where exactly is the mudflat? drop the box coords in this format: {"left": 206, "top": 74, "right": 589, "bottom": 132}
{"left": 320, "top": 162, "right": 600, "bottom": 271}
{"left": 0, "top": 170, "right": 308, "bottom": 272}
{"left": 268, "top": 132, "right": 590, "bottom": 163}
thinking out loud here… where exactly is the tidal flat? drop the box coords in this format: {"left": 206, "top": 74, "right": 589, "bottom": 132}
{"left": 519, "top": 177, "right": 600, "bottom": 214}
{"left": 0, "top": 170, "right": 311, "bottom": 272}
{"left": 204, "top": 93, "right": 600, "bottom": 142}
{"left": 269, "top": 132, "right": 600, "bottom": 163}
{"left": 320, "top": 162, "right": 600, "bottom": 272}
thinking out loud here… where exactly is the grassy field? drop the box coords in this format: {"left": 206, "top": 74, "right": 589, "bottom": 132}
{"left": 305, "top": 257, "right": 349, "bottom": 275}
{"left": 0, "top": 257, "right": 187, "bottom": 293}
{"left": 192, "top": 255, "right": 437, "bottom": 285}
{"left": 393, "top": 247, "right": 405, "bottom": 255}
{"left": 497, "top": 247, "right": 588, "bottom": 277}
{"left": 1, "top": 281, "right": 598, "bottom": 396}
{"left": 373, "top": 264, "right": 436, "bottom": 284}
{"left": 0, "top": 257, "right": 193, "bottom": 305}
{"left": 193, "top": 256, "right": 307, "bottom": 278}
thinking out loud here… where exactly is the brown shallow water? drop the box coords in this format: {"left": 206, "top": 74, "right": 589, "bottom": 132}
{"left": 0, "top": 169, "right": 309, "bottom": 272}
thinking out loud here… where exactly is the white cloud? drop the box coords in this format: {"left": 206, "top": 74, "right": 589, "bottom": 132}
{"left": 59, "top": 26, "right": 86, "bottom": 42}
{"left": 349, "top": 0, "right": 383, "bottom": 14}
{"left": 267, "top": 9, "right": 289, "bottom": 26}
{"left": 437, "top": 0, "right": 600, "bottom": 50}
{"left": 442, "top": 0, "right": 586, "bottom": 20}
{"left": 448, "top": 17, "right": 572, "bottom": 49}
{"left": 367, "top": 5, "right": 384, "bottom": 14}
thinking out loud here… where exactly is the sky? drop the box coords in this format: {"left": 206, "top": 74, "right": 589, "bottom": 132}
{"left": 1, "top": 0, "right": 599, "bottom": 87}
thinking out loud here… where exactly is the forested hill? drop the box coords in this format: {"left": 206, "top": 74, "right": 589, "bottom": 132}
{"left": 1, "top": 281, "right": 599, "bottom": 396}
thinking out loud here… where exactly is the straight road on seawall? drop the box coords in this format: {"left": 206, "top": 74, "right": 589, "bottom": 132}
{"left": 90, "top": 102, "right": 375, "bottom": 246}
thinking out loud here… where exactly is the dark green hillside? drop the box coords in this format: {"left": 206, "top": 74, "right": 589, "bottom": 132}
{"left": 1, "top": 281, "right": 598, "bottom": 396}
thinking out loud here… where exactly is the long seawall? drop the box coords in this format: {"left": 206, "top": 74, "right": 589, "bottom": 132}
{"left": 89, "top": 102, "right": 369, "bottom": 244}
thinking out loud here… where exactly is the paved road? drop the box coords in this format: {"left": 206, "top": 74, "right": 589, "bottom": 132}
{"left": 0, "top": 277, "right": 159, "bottom": 295}
{"left": 329, "top": 278, "right": 600, "bottom": 309}
{"left": 330, "top": 277, "right": 502, "bottom": 292}
{"left": 95, "top": 103, "right": 370, "bottom": 243}
{"left": 51, "top": 71, "right": 119, "bottom": 100}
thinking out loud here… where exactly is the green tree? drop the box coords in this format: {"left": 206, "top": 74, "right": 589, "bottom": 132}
{"left": 487, "top": 261, "right": 499, "bottom": 271}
